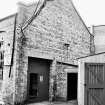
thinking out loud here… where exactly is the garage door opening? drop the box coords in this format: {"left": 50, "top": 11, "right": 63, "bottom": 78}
{"left": 28, "top": 57, "right": 51, "bottom": 102}
{"left": 67, "top": 73, "right": 78, "bottom": 100}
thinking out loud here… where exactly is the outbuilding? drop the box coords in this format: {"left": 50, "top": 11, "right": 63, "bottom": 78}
{"left": 78, "top": 52, "right": 105, "bottom": 105}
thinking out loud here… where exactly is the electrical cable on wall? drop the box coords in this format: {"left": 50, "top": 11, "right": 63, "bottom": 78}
{"left": 9, "top": 0, "right": 47, "bottom": 77}
{"left": 22, "top": 0, "right": 46, "bottom": 31}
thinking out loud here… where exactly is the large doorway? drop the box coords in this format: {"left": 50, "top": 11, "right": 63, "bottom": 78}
{"left": 28, "top": 57, "right": 50, "bottom": 102}
{"left": 67, "top": 73, "right": 77, "bottom": 100}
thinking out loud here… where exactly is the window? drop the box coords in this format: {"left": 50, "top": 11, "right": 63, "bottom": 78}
{"left": 0, "top": 41, "right": 4, "bottom": 80}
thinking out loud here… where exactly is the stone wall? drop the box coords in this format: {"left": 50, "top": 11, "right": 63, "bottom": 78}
{"left": 23, "top": 0, "right": 90, "bottom": 64}
{"left": 0, "top": 15, "right": 16, "bottom": 104}
{"left": 14, "top": 0, "right": 91, "bottom": 103}
{"left": 0, "top": 0, "right": 91, "bottom": 104}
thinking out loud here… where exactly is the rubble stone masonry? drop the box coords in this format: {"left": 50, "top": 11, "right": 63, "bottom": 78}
{"left": 0, "top": 15, "right": 16, "bottom": 104}
{"left": 0, "top": 0, "right": 91, "bottom": 104}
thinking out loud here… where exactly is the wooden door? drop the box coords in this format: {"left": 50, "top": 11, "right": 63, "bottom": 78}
{"left": 85, "top": 63, "right": 105, "bottom": 105}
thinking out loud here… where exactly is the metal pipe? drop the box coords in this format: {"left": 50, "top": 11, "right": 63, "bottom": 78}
{"left": 9, "top": 13, "right": 17, "bottom": 77}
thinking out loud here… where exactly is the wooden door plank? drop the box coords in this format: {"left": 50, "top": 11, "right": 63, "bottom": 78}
{"left": 84, "top": 63, "right": 88, "bottom": 105}
{"left": 88, "top": 90, "right": 104, "bottom": 105}
{"left": 88, "top": 85, "right": 104, "bottom": 88}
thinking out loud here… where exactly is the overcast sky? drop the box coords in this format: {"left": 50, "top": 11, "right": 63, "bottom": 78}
{"left": 0, "top": 0, "right": 105, "bottom": 26}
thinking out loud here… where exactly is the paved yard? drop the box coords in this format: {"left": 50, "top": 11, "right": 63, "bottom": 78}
{"left": 28, "top": 100, "right": 78, "bottom": 105}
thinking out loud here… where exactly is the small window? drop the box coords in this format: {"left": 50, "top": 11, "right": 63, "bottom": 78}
{"left": 0, "top": 52, "right": 4, "bottom": 80}
{"left": 0, "top": 41, "right": 3, "bottom": 48}
{"left": 0, "top": 41, "right": 4, "bottom": 80}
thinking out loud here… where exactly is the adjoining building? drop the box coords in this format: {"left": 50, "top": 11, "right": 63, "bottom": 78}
{"left": 78, "top": 25, "right": 105, "bottom": 105}
{"left": 78, "top": 52, "right": 105, "bottom": 105}
{"left": 88, "top": 25, "right": 105, "bottom": 53}
{"left": 0, "top": 0, "right": 92, "bottom": 104}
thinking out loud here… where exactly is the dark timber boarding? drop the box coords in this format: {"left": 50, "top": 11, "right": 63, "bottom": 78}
{"left": 85, "top": 63, "right": 105, "bottom": 105}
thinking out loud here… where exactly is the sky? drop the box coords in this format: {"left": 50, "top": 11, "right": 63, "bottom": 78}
{"left": 0, "top": 0, "right": 105, "bottom": 26}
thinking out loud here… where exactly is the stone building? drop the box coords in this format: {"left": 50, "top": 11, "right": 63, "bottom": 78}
{"left": 0, "top": 0, "right": 92, "bottom": 104}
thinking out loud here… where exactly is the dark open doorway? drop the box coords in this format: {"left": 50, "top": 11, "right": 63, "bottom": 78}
{"left": 29, "top": 73, "right": 38, "bottom": 97}
{"left": 67, "top": 73, "right": 77, "bottom": 100}
{"left": 27, "top": 57, "right": 51, "bottom": 103}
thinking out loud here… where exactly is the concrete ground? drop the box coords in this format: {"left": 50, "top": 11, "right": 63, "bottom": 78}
{"left": 0, "top": 91, "right": 4, "bottom": 105}
{"left": 28, "top": 100, "right": 78, "bottom": 105}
